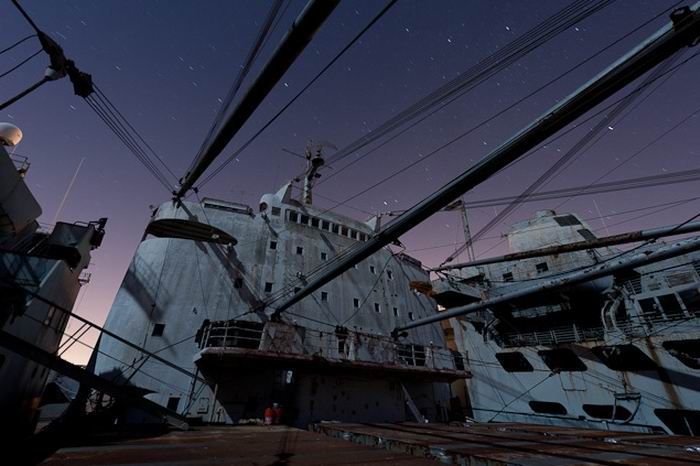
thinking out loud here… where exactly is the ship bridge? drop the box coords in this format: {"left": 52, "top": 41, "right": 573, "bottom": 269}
{"left": 194, "top": 320, "right": 470, "bottom": 382}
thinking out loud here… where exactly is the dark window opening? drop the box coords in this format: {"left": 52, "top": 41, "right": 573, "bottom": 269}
{"left": 321, "top": 220, "right": 330, "bottom": 231}
{"left": 296, "top": 246, "right": 303, "bottom": 255}
{"left": 538, "top": 348, "right": 586, "bottom": 372}
{"left": 374, "top": 303, "right": 381, "bottom": 313}
{"left": 234, "top": 278, "right": 243, "bottom": 289}
{"left": 655, "top": 409, "right": 700, "bottom": 435}
{"left": 351, "top": 230, "right": 358, "bottom": 240}
{"left": 0, "top": 353, "right": 4, "bottom": 369}
{"left": 637, "top": 297, "right": 662, "bottom": 319}
{"left": 554, "top": 215, "right": 581, "bottom": 226}
{"left": 658, "top": 293, "right": 684, "bottom": 317}
{"left": 387, "top": 270, "right": 394, "bottom": 280}
{"left": 152, "top": 323, "right": 165, "bottom": 337}
{"left": 577, "top": 228, "right": 596, "bottom": 241}
{"left": 360, "top": 233, "right": 367, "bottom": 241}
{"left": 663, "top": 339, "right": 700, "bottom": 369}
{"left": 311, "top": 217, "right": 319, "bottom": 228}
{"left": 321, "top": 252, "right": 328, "bottom": 261}
{"left": 369, "top": 265, "right": 376, "bottom": 274}
{"left": 332, "top": 224, "right": 339, "bottom": 234}
{"left": 408, "top": 312, "right": 414, "bottom": 321}
{"left": 353, "top": 298, "right": 360, "bottom": 308}
{"left": 321, "top": 291, "right": 329, "bottom": 302}
{"left": 496, "top": 352, "right": 534, "bottom": 372}
{"left": 271, "top": 206, "right": 281, "bottom": 216}
{"left": 678, "top": 288, "right": 700, "bottom": 315}
{"left": 341, "top": 226, "right": 349, "bottom": 236}
{"left": 529, "top": 401, "right": 567, "bottom": 415}
{"left": 289, "top": 211, "right": 298, "bottom": 222}
{"left": 451, "top": 350, "right": 466, "bottom": 371}
{"left": 393, "top": 307, "right": 399, "bottom": 317}
{"left": 591, "top": 345, "right": 657, "bottom": 371}
{"left": 536, "top": 262, "right": 549, "bottom": 274}
{"left": 167, "top": 397, "right": 180, "bottom": 411}
{"left": 583, "top": 404, "right": 633, "bottom": 421}
{"left": 300, "top": 214, "right": 309, "bottom": 225}
{"left": 294, "top": 287, "right": 301, "bottom": 293}
{"left": 269, "top": 241, "right": 277, "bottom": 250}
{"left": 264, "top": 282, "right": 273, "bottom": 293}
{"left": 502, "top": 272, "right": 514, "bottom": 282}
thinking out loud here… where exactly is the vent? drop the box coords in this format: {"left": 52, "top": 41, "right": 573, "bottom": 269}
{"left": 666, "top": 271, "right": 694, "bottom": 288}
{"left": 538, "top": 348, "right": 586, "bottom": 372}
{"left": 554, "top": 215, "right": 581, "bottom": 227}
{"left": 577, "top": 228, "right": 596, "bottom": 241}
{"left": 583, "top": 404, "right": 633, "bottom": 421}
{"left": 529, "top": 401, "right": 567, "bottom": 415}
{"left": 591, "top": 345, "right": 657, "bottom": 371}
{"left": 495, "top": 352, "right": 534, "bottom": 372}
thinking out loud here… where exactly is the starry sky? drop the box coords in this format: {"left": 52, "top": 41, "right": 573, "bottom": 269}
{"left": 2, "top": 0, "right": 698, "bottom": 364}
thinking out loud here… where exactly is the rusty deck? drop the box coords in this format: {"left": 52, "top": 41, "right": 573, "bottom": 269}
{"left": 39, "top": 425, "right": 435, "bottom": 465}
{"left": 314, "top": 422, "right": 700, "bottom": 465}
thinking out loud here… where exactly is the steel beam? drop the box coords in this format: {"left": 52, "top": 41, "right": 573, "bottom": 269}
{"left": 176, "top": 0, "right": 340, "bottom": 197}
{"left": 432, "top": 221, "right": 700, "bottom": 271}
{"left": 272, "top": 4, "right": 700, "bottom": 317}
{"left": 394, "top": 235, "right": 700, "bottom": 333}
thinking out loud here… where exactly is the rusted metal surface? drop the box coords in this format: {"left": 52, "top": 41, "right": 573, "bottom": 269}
{"left": 315, "top": 422, "right": 700, "bottom": 465}
{"left": 40, "top": 425, "right": 435, "bottom": 465}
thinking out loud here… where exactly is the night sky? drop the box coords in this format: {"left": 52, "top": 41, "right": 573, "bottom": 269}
{"left": 2, "top": 0, "right": 698, "bottom": 364}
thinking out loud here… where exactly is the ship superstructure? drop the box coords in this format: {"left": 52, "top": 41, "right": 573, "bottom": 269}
{"left": 431, "top": 210, "right": 700, "bottom": 434}
{"left": 0, "top": 127, "right": 105, "bottom": 438}
{"left": 94, "top": 181, "right": 468, "bottom": 426}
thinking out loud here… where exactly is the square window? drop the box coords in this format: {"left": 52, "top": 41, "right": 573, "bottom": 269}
{"left": 271, "top": 206, "right": 281, "bottom": 216}
{"left": 289, "top": 211, "right": 298, "bottom": 222}
{"left": 321, "top": 291, "right": 329, "bottom": 302}
{"left": 502, "top": 272, "right": 514, "bottom": 282}
{"left": 269, "top": 240, "right": 277, "bottom": 250}
{"left": 387, "top": 270, "right": 393, "bottom": 280}
{"left": 311, "top": 218, "right": 319, "bottom": 228}
{"left": 234, "top": 278, "right": 243, "bottom": 289}
{"left": 264, "top": 282, "right": 273, "bottom": 293}
{"left": 353, "top": 298, "right": 360, "bottom": 308}
{"left": 152, "top": 323, "right": 165, "bottom": 337}
{"left": 167, "top": 396, "right": 180, "bottom": 411}
{"left": 408, "top": 312, "right": 414, "bottom": 321}
{"left": 360, "top": 233, "right": 367, "bottom": 241}
{"left": 341, "top": 226, "right": 349, "bottom": 236}
{"left": 536, "top": 262, "right": 549, "bottom": 274}
{"left": 332, "top": 224, "right": 339, "bottom": 234}
{"left": 321, "top": 220, "right": 330, "bottom": 231}
{"left": 374, "top": 303, "right": 381, "bottom": 313}
{"left": 300, "top": 214, "right": 309, "bottom": 225}
{"left": 321, "top": 252, "right": 328, "bottom": 261}
{"left": 393, "top": 307, "right": 399, "bottom": 317}
{"left": 296, "top": 246, "right": 304, "bottom": 255}
{"left": 351, "top": 230, "right": 358, "bottom": 240}
{"left": 369, "top": 265, "right": 376, "bottom": 275}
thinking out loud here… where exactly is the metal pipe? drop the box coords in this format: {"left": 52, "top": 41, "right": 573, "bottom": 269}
{"left": 432, "top": 220, "right": 700, "bottom": 271}
{"left": 176, "top": 0, "right": 339, "bottom": 197}
{"left": 272, "top": 4, "right": 700, "bottom": 318}
{"left": 395, "top": 235, "right": 700, "bottom": 333}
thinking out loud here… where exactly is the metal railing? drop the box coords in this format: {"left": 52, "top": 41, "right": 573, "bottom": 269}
{"left": 197, "top": 319, "right": 468, "bottom": 373}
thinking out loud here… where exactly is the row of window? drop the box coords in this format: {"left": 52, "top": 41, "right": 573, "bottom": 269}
{"left": 496, "top": 341, "right": 700, "bottom": 373}
{"left": 501, "top": 261, "right": 549, "bottom": 282}
{"left": 636, "top": 290, "right": 700, "bottom": 319}
{"left": 287, "top": 209, "right": 371, "bottom": 242}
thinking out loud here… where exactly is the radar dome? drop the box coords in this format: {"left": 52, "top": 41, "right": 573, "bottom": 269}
{"left": 0, "top": 123, "right": 22, "bottom": 146}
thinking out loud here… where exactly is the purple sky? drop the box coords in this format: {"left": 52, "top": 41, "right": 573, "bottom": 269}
{"left": 2, "top": 0, "right": 698, "bottom": 363}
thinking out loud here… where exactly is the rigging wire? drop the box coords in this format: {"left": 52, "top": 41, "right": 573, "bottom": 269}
{"left": 0, "top": 49, "right": 42, "bottom": 79}
{"left": 196, "top": 0, "right": 400, "bottom": 189}
{"left": 442, "top": 50, "right": 682, "bottom": 265}
{"left": 192, "top": 0, "right": 285, "bottom": 175}
{"left": 0, "top": 34, "right": 36, "bottom": 55}
{"left": 316, "top": 0, "right": 627, "bottom": 185}
{"left": 259, "top": 53, "right": 700, "bottom": 309}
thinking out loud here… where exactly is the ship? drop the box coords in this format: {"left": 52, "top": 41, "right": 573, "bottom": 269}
{"left": 0, "top": 123, "right": 106, "bottom": 439}
{"left": 93, "top": 150, "right": 469, "bottom": 427}
{"left": 430, "top": 209, "right": 700, "bottom": 435}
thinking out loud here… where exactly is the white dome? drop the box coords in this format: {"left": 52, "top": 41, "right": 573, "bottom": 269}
{"left": 0, "top": 123, "right": 23, "bottom": 146}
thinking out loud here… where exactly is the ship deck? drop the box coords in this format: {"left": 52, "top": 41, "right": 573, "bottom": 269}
{"left": 39, "top": 422, "right": 700, "bottom": 465}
